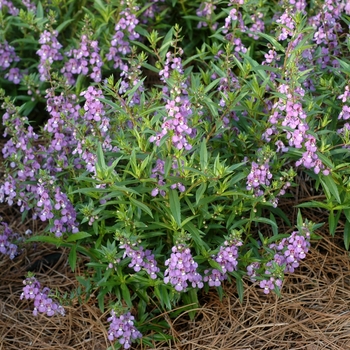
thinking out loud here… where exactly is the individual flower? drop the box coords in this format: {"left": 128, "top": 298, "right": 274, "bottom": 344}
{"left": 4, "top": 67, "right": 22, "bottom": 84}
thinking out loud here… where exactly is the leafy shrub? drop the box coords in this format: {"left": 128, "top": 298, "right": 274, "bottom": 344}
{"left": 1, "top": 0, "right": 350, "bottom": 348}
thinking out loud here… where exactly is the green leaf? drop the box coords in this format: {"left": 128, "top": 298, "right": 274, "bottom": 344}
{"left": 344, "top": 209, "right": 350, "bottom": 223}
{"left": 344, "top": 220, "right": 350, "bottom": 250}
{"left": 121, "top": 284, "right": 132, "bottom": 308}
{"left": 56, "top": 19, "right": 75, "bottom": 33}
{"left": 320, "top": 175, "right": 341, "bottom": 204}
{"left": 252, "top": 217, "right": 278, "bottom": 231}
{"left": 36, "top": 1, "right": 43, "bottom": 19}
{"left": 130, "top": 197, "right": 153, "bottom": 218}
{"left": 68, "top": 244, "right": 77, "bottom": 272}
{"left": 169, "top": 189, "right": 181, "bottom": 227}
{"left": 329, "top": 210, "right": 341, "bottom": 236}
{"left": 295, "top": 201, "right": 331, "bottom": 210}
{"left": 26, "top": 235, "right": 62, "bottom": 245}
{"left": 200, "top": 139, "right": 208, "bottom": 171}
{"left": 227, "top": 162, "right": 246, "bottom": 172}
{"left": 270, "top": 213, "right": 278, "bottom": 236}
{"left": 66, "top": 231, "right": 92, "bottom": 242}
{"left": 196, "top": 183, "right": 207, "bottom": 205}
{"left": 184, "top": 222, "right": 209, "bottom": 250}
{"left": 203, "top": 77, "right": 222, "bottom": 94}
{"left": 232, "top": 272, "right": 244, "bottom": 303}
{"left": 155, "top": 284, "right": 172, "bottom": 310}
{"left": 96, "top": 142, "right": 106, "bottom": 171}
{"left": 159, "top": 27, "right": 173, "bottom": 60}
{"left": 256, "top": 32, "right": 285, "bottom": 53}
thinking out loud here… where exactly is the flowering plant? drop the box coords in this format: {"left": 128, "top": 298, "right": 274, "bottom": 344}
{"left": 1, "top": 0, "right": 350, "bottom": 348}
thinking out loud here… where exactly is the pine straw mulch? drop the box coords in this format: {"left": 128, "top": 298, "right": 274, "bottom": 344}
{"left": 1, "top": 174, "right": 350, "bottom": 349}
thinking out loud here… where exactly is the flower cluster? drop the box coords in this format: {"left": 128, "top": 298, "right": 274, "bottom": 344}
{"left": 118, "top": 54, "right": 145, "bottom": 106}
{"left": 223, "top": 1, "right": 245, "bottom": 35}
{"left": 22, "top": 0, "right": 36, "bottom": 12}
{"left": 338, "top": 85, "right": 350, "bottom": 121}
{"left": 73, "top": 86, "right": 111, "bottom": 173}
{"left": 276, "top": 11, "right": 295, "bottom": 41}
{"left": 0, "top": 219, "right": 18, "bottom": 259}
{"left": 248, "top": 12, "right": 265, "bottom": 40}
{"left": 106, "top": 2, "right": 139, "bottom": 70}
{"left": 20, "top": 276, "right": 65, "bottom": 317}
{"left": 246, "top": 160, "right": 273, "bottom": 195}
{"left": 4, "top": 67, "right": 22, "bottom": 84}
{"left": 43, "top": 88, "right": 80, "bottom": 173}
{"left": 0, "top": 40, "right": 20, "bottom": 70}
{"left": 337, "top": 85, "right": 350, "bottom": 138}
{"left": 150, "top": 158, "right": 185, "bottom": 197}
{"left": 247, "top": 227, "right": 311, "bottom": 294}
{"left": 37, "top": 30, "right": 63, "bottom": 81}
{"left": 151, "top": 51, "right": 194, "bottom": 150}
{"left": 310, "top": 0, "right": 344, "bottom": 69}
{"left": 263, "top": 84, "right": 328, "bottom": 175}
{"left": 1, "top": 99, "right": 79, "bottom": 236}
{"left": 204, "top": 237, "right": 242, "bottom": 287}
{"left": 107, "top": 310, "right": 142, "bottom": 349}
{"left": 61, "top": 34, "right": 102, "bottom": 84}
{"left": 120, "top": 241, "right": 160, "bottom": 279}
{"left": 0, "top": 0, "right": 19, "bottom": 15}
{"left": 164, "top": 244, "right": 203, "bottom": 291}
{"left": 196, "top": 1, "right": 218, "bottom": 30}
{"left": 295, "top": 135, "right": 329, "bottom": 175}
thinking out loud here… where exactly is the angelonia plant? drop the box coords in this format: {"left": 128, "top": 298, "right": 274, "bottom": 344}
{"left": 1, "top": 0, "right": 350, "bottom": 348}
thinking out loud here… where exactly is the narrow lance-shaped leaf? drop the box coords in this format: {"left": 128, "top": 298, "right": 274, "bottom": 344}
{"left": 169, "top": 189, "right": 181, "bottom": 227}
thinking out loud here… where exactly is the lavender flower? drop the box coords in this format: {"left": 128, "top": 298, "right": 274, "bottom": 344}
{"left": 107, "top": 310, "right": 142, "bottom": 349}
{"left": 4, "top": 67, "right": 22, "bottom": 84}
{"left": 338, "top": 85, "right": 350, "bottom": 121}
{"left": 164, "top": 244, "right": 203, "bottom": 291}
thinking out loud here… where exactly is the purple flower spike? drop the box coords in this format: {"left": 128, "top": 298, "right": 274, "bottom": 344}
{"left": 164, "top": 244, "right": 203, "bottom": 291}
{"left": 107, "top": 310, "right": 142, "bottom": 349}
